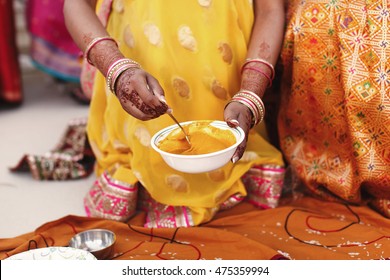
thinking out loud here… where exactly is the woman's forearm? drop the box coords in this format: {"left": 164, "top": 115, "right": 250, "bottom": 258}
{"left": 248, "top": 0, "right": 285, "bottom": 64}
{"left": 63, "top": 0, "right": 124, "bottom": 75}
{"left": 241, "top": 0, "right": 285, "bottom": 96}
{"left": 63, "top": 0, "right": 103, "bottom": 50}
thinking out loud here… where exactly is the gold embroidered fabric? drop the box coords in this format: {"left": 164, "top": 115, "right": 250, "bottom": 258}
{"left": 279, "top": 0, "right": 390, "bottom": 212}
{"left": 86, "top": 0, "right": 285, "bottom": 226}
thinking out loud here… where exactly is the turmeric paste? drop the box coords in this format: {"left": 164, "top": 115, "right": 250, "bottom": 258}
{"left": 157, "top": 121, "right": 236, "bottom": 155}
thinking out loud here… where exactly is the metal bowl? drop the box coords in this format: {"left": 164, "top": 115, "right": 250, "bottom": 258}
{"left": 68, "top": 229, "right": 116, "bottom": 260}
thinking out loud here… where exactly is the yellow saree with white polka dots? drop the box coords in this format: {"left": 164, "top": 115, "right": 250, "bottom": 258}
{"left": 85, "top": 0, "right": 285, "bottom": 227}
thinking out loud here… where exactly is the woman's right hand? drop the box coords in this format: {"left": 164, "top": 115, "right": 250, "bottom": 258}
{"left": 114, "top": 67, "right": 170, "bottom": 121}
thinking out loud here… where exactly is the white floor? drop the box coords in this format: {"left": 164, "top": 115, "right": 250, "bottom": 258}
{"left": 0, "top": 62, "right": 94, "bottom": 238}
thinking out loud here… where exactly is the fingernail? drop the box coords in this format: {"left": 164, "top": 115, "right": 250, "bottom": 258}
{"left": 228, "top": 119, "right": 239, "bottom": 126}
{"left": 231, "top": 156, "right": 239, "bottom": 164}
{"left": 166, "top": 108, "right": 173, "bottom": 114}
{"left": 159, "top": 96, "right": 167, "bottom": 104}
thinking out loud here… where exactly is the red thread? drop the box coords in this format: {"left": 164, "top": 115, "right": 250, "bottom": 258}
{"left": 242, "top": 66, "right": 273, "bottom": 88}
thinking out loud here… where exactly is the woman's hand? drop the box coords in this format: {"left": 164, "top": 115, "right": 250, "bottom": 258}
{"left": 224, "top": 101, "right": 253, "bottom": 163}
{"left": 115, "top": 67, "right": 169, "bottom": 121}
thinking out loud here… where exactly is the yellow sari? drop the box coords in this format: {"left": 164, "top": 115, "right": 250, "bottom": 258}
{"left": 85, "top": 0, "right": 285, "bottom": 227}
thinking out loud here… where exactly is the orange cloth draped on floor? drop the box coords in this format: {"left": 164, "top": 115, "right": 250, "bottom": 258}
{"left": 1, "top": 197, "right": 390, "bottom": 260}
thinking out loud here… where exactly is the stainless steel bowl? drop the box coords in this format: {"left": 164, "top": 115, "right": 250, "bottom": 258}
{"left": 68, "top": 229, "right": 116, "bottom": 259}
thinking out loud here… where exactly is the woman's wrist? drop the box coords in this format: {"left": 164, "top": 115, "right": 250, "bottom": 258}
{"left": 240, "top": 57, "right": 275, "bottom": 96}
{"left": 87, "top": 39, "right": 125, "bottom": 75}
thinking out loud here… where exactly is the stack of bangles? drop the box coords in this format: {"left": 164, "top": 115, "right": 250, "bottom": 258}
{"left": 241, "top": 58, "right": 275, "bottom": 88}
{"left": 83, "top": 36, "right": 142, "bottom": 94}
{"left": 226, "top": 90, "right": 266, "bottom": 127}
{"left": 105, "top": 58, "right": 142, "bottom": 94}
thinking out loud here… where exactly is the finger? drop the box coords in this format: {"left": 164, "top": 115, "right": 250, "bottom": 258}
{"left": 117, "top": 86, "right": 160, "bottom": 119}
{"left": 133, "top": 75, "right": 166, "bottom": 110}
{"left": 147, "top": 75, "right": 164, "bottom": 101}
{"left": 231, "top": 110, "right": 250, "bottom": 163}
{"left": 224, "top": 102, "right": 252, "bottom": 163}
{"left": 120, "top": 99, "right": 154, "bottom": 121}
{"left": 147, "top": 75, "right": 172, "bottom": 114}
{"left": 231, "top": 138, "right": 246, "bottom": 164}
{"left": 224, "top": 102, "right": 240, "bottom": 128}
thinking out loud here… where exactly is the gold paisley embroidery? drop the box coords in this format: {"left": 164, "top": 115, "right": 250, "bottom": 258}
{"left": 144, "top": 23, "right": 162, "bottom": 46}
{"left": 112, "top": 139, "right": 130, "bottom": 153}
{"left": 198, "top": 0, "right": 212, "bottom": 7}
{"left": 218, "top": 42, "right": 233, "bottom": 64}
{"left": 211, "top": 79, "right": 227, "bottom": 100}
{"left": 113, "top": 0, "right": 124, "bottom": 13}
{"left": 123, "top": 24, "right": 135, "bottom": 48}
{"left": 240, "top": 151, "right": 259, "bottom": 162}
{"left": 172, "top": 77, "right": 191, "bottom": 99}
{"left": 165, "top": 174, "right": 189, "bottom": 193}
{"left": 207, "top": 169, "right": 226, "bottom": 182}
{"left": 177, "top": 25, "right": 197, "bottom": 52}
{"left": 134, "top": 126, "right": 151, "bottom": 147}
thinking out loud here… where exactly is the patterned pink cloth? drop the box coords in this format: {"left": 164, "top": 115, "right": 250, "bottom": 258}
{"left": 26, "top": 0, "right": 81, "bottom": 81}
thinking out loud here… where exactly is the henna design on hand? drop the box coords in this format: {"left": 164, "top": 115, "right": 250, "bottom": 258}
{"left": 119, "top": 89, "right": 155, "bottom": 115}
{"left": 154, "top": 103, "right": 169, "bottom": 115}
{"left": 93, "top": 43, "right": 124, "bottom": 74}
{"left": 115, "top": 68, "right": 169, "bottom": 118}
{"left": 115, "top": 68, "right": 137, "bottom": 95}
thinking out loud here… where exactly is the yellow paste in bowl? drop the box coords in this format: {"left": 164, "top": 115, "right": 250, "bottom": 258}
{"left": 157, "top": 121, "right": 236, "bottom": 155}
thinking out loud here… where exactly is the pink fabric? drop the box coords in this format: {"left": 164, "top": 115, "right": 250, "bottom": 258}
{"left": 0, "top": 0, "right": 22, "bottom": 104}
{"left": 26, "top": 0, "right": 79, "bottom": 55}
{"left": 84, "top": 165, "right": 285, "bottom": 228}
{"left": 84, "top": 172, "right": 138, "bottom": 222}
{"left": 26, "top": 0, "right": 81, "bottom": 81}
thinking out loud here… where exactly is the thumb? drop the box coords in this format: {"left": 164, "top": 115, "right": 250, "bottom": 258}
{"left": 224, "top": 102, "right": 240, "bottom": 128}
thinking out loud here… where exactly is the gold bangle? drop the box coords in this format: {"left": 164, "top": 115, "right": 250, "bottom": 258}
{"left": 237, "top": 90, "right": 265, "bottom": 122}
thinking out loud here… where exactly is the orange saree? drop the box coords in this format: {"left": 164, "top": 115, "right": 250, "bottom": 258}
{"left": 278, "top": 0, "right": 390, "bottom": 217}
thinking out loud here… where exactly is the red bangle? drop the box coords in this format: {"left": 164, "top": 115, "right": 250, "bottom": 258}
{"left": 242, "top": 58, "right": 275, "bottom": 80}
{"left": 241, "top": 66, "right": 273, "bottom": 88}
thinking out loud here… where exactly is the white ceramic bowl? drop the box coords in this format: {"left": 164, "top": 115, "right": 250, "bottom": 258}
{"left": 151, "top": 120, "right": 245, "bottom": 173}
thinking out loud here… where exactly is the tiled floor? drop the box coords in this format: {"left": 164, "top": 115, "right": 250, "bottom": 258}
{"left": 0, "top": 65, "right": 94, "bottom": 238}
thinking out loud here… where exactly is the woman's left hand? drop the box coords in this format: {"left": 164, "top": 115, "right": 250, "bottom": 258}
{"left": 224, "top": 101, "right": 253, "bottom": 163}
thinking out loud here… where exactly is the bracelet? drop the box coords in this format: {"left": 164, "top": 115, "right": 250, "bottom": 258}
{"left": 225, "top": 98, "right": 257, "bottom": 128}
{"left": 233, "top": 96, "right": 260, "bottom": 125}
{"left": 235, "top": 91, "right": 265, "bottom": 124}
{"left": 225, "top": 89, "right": 266, "bottom": 127}
{"left": 106, "top": 59, "right": 141, "bottom": 93}
{"left": 241, "top": 66, "right": 273, "bottom": 88}
{"left": 242, "top": 58, "right": 275, "bottom": 80}
{"left": 106, "top": 58, "right": 140, "bottom": 77}
{"left": 84, "top": 36, "right": 118, "bottom": 65}
{"left": 238, "top": 90, "right": 265, "bottom": 113}
{"left": 110, "top": 64, "right": 134, "bottom": 94}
